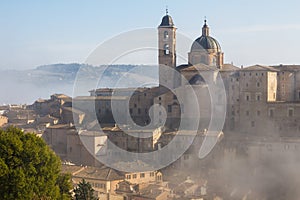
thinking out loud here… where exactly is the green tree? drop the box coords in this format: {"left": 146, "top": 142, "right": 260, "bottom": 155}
{"left": 57, "top": 173, "right": 73, "bottom": 200}
{"left": 0, "top": 126, "right": 72, "bottom": 200}
{"left": 74, "top": 179, "right": 98, "bottom": 200}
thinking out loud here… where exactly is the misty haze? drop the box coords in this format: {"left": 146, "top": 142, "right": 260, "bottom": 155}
{"left": 1, "top": 1, "right": 300, "bottom": 200}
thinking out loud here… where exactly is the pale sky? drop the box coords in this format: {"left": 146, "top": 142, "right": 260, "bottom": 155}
{"left": 1, "top": 0, "right": 300, "bottom": 69}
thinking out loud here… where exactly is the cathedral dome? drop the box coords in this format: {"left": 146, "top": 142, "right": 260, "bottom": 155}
{"left": 191, "top": 35, "right": 221, "bottom": 52}
{"left": 190, "top": 20, "right": 221, "bottom": 52}
{"left": 159, "top": 14, "right": 174, "bottom": 27}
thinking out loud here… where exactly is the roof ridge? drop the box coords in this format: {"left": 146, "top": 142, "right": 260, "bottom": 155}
{"left": 106, "top": 168, "right": 112, "bottom": 180}
{"left": 72, "top": 166, "right": 86, "bottom": 176}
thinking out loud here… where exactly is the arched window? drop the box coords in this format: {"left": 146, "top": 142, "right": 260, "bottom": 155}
{"left": 212, "top": 57, "right": 216, "bottom": 65}
{"left": 189, "top": 74, "right": 205, "bottom": 85}
{"left": 164, "top": 31, "right": 169, "bottom": 39}
{"left": 164, "top": 44, "right": 169, "bottom": 55}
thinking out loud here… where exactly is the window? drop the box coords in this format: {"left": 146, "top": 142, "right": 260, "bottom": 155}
{"left": 157, "top": 175, "right": 162, "bottom": 181}
{"left": 246, "top": 111, "right": 249, "bottom": 116}
{"left": 164, "top": 31, "right": 169, "bottom": 39}
{"left": 138, "top": 108, "right": 141, "bottom": 114}
{"left": 257, "top": 110, "right": 260, "bottom": 116}
{"left": 256, "top": 95, "right": 260, "bottom": 101}
{"left": 257, "top": 82, "right": 260, "bottom": 87}
{"left": 246, "top": 95, "right": 250, "bottom": 101}
{"left": 96, "top": 183, "right": 106, "bottom": 189}
{"left": 251, "top": 121, "right": 255, "bottom": 127}
{"left": 168, "top": 105, "right": 172, "bottom": 112}
{"left": 133, "top": 174, "right": 137, "bottom": 179}
{"left": 150, "top": 172, "right": 155, "bottom": 177}
{"left": 140, "top": 173, "right": 145, "bottom": 178}
{"left": 173, "top": 95, "right": 176, "bottom": 100}
{"left": 269, "top": 108, "right": 274, "bottom": 117}
{"left": 129, "top": 108, "right": 133, "bottom": 114}
{"left": 158, "top": 97, "right": 162, "bottom": 101}
{"left": 284, "top": 144, "right": 290, "bottom": 150}
{"left": 164, "top": 44, "right": 169, "bottom": 55}
{"left": 126, "top": 175, "right": 131, "bottom": 179}
{"left": 288, "top": 108, "right": 294, "bottom": 117}
{"left": 246, "top": 83, "right": 248, "bottom": 87}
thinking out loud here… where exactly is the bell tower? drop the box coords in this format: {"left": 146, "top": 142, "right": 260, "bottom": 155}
{"left": 158, "top": 9, "right": 178, "bottom": 89}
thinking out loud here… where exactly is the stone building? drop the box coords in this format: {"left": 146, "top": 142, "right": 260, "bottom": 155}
{"left": 42, "top": 125, "right": 105, "bottom": 166}
{"left": 0, "top": 115, "right": 8, "bottom": 127}
{"left": 61, "top": 164, "right": 164, "bottom": 200}
{"left": 62, "top": 11, "right": 300, "bottom": 154}
{"left": 154, "top": 12, "right": 300, "bottom": 137}
{"left": 30, "top": 94, "right": 72, "bottom": 120}
{"left": 33, "top": 11, "right": 300, "bottom": 182}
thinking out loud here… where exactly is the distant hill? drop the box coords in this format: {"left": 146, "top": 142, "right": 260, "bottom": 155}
{"left": 0, "top": 63, "right": 158, "bottom": 104}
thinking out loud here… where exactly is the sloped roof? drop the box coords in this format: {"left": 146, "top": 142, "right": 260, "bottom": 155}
{"left": 138, "top": 183, "right": 168, "bottom": 199}
{"left": 177, "top": 64, "right": 218, "bottom": 72}
{"left": 73, "top": 166, "right": 124, "bottom": 181}
{"left": 74, "top": 96, "right": 128, "bottom": 101}
{"left": 220, "top": 64, "right": 240, "bottom": 71}
{"left": 62, "top": 106, "right": 85, "bottom": 115}
{"left": 61, "top": 165, "right": 83, "bottom": 175}
{"left": 51, "top": 94, "right": 71, "bottom": 99}
{"left": 241, "top": 65, "right": 279, "bottom": 71}
{"left": 271, "top": 64, "right": 300, "bottom": 71}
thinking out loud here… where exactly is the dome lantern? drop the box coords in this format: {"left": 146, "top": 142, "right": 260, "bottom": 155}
{"left": 202, "top": 19, "right": 210, "bottom": 36}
